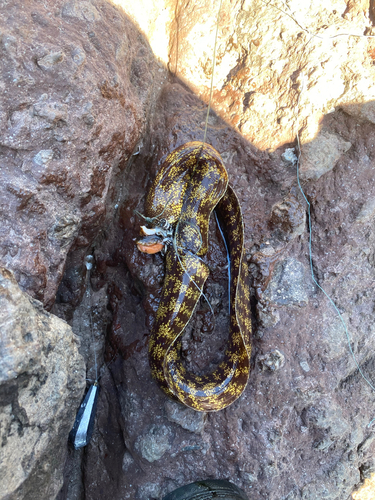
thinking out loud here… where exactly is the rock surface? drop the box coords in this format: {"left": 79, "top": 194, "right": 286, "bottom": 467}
{"left": 0, "top": 0, "right": 166, "bottom": 309}
{"left": 299, "top": 128, "right": 352, "bottom": 181}
{"left": 1, "top": 1, "right": 375, "bottom": 500}
{"left": 114, "top": 0, "right": 375, "bottom": 150}
{"left": 88, "top": 81, "right": 375, "bottom": 500}
{"left": 0, "top": 268, "right": 85, "bottom": 500}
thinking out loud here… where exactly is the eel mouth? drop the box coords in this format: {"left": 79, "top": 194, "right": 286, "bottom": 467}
{"left": 136, "top": 234, "right": 164, "bottom": 254}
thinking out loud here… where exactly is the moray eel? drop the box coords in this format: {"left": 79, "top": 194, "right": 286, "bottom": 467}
{"left": 136, "top": 142, "right": 251, "bottom": 412}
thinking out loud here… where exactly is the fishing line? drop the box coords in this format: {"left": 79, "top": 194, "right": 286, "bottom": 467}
{"left": 173, "top": 219, "right": 216, "bottom": 326}
{"left": 294, "top": 79, "right": 375, "bottom": 427}
{"left": 261, "top": 0, "right": 375, "bottom": 40}
{"left": 215, "top": 211, "right": 231, "bottom": 316}
{"left": 274, "top": 2, "right": 375, "bottom": 426}
{"left": 70, "top": 1, "right": 226, "bottom": 450}
{"left": 192, "top": 0, "right": 224, "bottom": 327}
{"left": 169, "top": 0, "right": 224, "bottom": 329}
{"left": 134, "top": 193, "right": 175, "bottom": 226}
{"left": 202, "top": 0, "right": 223, "bottom": 147}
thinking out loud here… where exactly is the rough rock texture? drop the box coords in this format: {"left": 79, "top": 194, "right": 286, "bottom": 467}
{"left": 353, "top": 473, "right": 375, "bottom": 500}
{"left": 115, "top": 0, "right": 375, "bottom": 149}
{"left": 299, "top": 128, "right": 352, "bottom": 181}
{"left": 0, "top": 0, "right": 166, "bottom": 309}
{"left": 0, "top": 268, "right": 85, "bottom": 500}
{"left": 1, "top": 1, "right": 375, "bottom": 500}
{"left": 81, "top": 80, "right": 375, "bottom": 500}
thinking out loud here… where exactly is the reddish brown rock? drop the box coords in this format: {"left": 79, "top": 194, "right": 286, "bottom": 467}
{"left": 2, "top": 1, "right": 375, "bottom": 500}
{"left": 0, "top": 0, "right": 166, "bottom": 309}
{"left": 72, "top": 81, "right": 375, "bottom": 500}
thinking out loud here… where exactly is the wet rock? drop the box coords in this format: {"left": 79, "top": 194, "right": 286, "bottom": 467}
{"left": 0, "top": 267, "right": 85, "bottom": 500}
{"left": 3, "top": 1, "right": 375, "bottom": 500}
{"left": 0, "top": 0, "right": 165, "bottom": 308}
{"left": 134, "top": 424, "right": 174, "bottom": 463}
{"left": 165, "top": 400, "right": 206, "bottom": 434}
{"left": 90, "top": 60, "right": 375, "bottom": 499}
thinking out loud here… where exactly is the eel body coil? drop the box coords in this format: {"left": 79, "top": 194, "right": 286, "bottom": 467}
{"left": 137, "top": 142, "right": 251, "bottom": 412}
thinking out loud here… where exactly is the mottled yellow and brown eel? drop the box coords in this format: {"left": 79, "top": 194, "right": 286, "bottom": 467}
{"left": 136, "top": 142, "right": 251, "bottom": 412}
